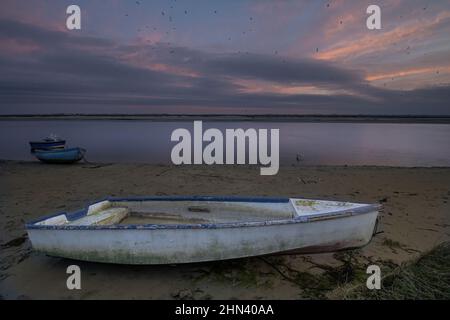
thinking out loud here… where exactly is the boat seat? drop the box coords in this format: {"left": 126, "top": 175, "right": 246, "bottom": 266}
{"left": 68, "top": 207, "right": 129, "bottom": 226}
{"left": 36, "top": 214, "right": 69, "bottom": 226}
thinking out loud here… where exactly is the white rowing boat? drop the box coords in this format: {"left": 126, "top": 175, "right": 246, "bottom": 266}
{"left": 25, "top": 196, "right": 380, "bottom": 264}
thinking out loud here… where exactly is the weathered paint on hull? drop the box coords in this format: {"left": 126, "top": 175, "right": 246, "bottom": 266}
{"left": 27, "top": 211, "right": 377, "bottom": 264}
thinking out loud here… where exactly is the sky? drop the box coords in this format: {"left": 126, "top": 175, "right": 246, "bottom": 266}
{"left": 0, "top": 0, "right": 449, "bottom": 115}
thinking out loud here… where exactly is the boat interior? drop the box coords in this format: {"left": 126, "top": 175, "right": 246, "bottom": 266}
{"left": 33, "top": 198, "right": 371, "bottom": 227}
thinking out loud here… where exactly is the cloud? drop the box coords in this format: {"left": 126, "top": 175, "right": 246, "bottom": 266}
{"left": 316, "top": 11, "right": 450, "bottom": 61}
{"left": 0, "top": 18, "right": 449, "bottom": 115}
{"left": 204, "top": 54, "right": 364, "bottom": 85}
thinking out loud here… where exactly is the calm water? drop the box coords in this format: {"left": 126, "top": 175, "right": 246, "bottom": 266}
{"left": 0, "top": 120, "right": 449, "bottom": 166}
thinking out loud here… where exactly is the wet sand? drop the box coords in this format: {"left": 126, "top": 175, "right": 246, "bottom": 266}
{"left": 0, "top": 161, "right": 449, "bottom": 299}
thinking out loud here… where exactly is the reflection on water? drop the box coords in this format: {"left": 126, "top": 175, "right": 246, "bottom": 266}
{"left": 0, "top": 120, "right": 449, "bottom": 166}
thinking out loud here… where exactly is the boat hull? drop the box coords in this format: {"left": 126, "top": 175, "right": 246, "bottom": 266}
{"left": 27, "top": 210, "right": 378, "bottom": 264}
{"left": 33, "top": 147, "right": 85, "bottom": 164}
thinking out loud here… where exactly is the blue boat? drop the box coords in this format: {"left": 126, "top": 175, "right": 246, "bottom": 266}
{"left": 33, "top": 147, "right": 86, "bottom": 164}
{"left": 29, "top": 137, "right": 66, "bottom": 151}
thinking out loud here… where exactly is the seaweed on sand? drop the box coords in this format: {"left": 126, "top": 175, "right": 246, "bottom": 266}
{"left": 345, "top": 241, "right": 450, "bottom": 299}
{"left": 259, "top": 251, "right": 368, "bottom": 298}
{"left": 188, "top": 258, "right": 274, "bottom": 289}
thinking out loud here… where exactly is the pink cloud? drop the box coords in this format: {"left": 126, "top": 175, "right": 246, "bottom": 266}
{"left": 316, "top": 11, "right": 450, "bottom": 61}
{"left": 233, "top": 78, "right": 347, "bottom": 96}
{"left": 0, "top": 38, "right": 41, "bottom": 55}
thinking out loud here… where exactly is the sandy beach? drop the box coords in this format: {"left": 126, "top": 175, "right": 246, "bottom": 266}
{"left": 0, "top": 161, "right": 449, "bottom": 299}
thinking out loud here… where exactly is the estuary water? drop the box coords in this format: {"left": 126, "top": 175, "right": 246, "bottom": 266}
{"left": 0, "top": 120, "right": 449, "bottom": 167}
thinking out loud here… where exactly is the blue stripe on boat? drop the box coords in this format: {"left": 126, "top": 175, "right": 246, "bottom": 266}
{"left": 110, "top": 195, "right": 290, "bottom": 203}
{"left": 29, "top": 140, "right": 66, "bottom": 149}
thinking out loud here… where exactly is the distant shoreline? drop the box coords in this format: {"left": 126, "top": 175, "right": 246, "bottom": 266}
{"left": 1, "top": 159, "right": 450, "bottom": 168}
{"left": 1, "top": 114, "right": 450, "bottom": 123}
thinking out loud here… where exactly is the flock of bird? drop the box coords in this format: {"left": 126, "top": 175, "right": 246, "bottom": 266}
{"left": 123, "top": 1, "right": 260, "bottom": 56}
{"left": 121, "top": 1, "right": 440, "bottom": 82}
